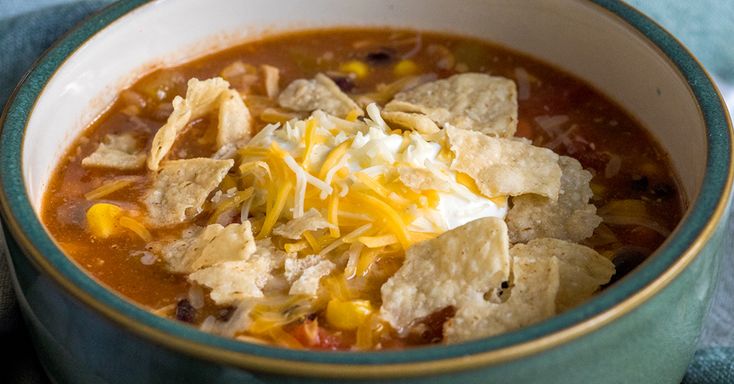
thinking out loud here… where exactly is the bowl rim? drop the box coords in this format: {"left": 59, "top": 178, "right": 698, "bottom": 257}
{"left": 0, "top": 0, "right": 732, "bottom": 379}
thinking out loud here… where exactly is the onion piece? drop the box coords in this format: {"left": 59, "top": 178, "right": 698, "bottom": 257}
{"left": 604, "top": 154, "right": 622, "bottom": 178}
{"left": 514, "top": 67, "right": 531, "bottom": 101}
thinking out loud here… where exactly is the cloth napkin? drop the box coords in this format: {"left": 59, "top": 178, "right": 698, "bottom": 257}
{"left": 0, "top": 1, "right": 732, "bottom": 383}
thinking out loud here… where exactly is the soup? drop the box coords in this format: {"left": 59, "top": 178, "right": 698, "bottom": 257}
{"left": 41, "top": 28, "right": 683, "bottom": 350}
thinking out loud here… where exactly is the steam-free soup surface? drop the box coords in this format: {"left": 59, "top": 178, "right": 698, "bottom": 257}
{"left": 42, "top": 28, "right": 683, "bottom": 350}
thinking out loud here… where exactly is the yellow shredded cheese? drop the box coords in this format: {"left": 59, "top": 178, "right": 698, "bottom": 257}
{"left": 356, "top": 246, "right": 381, "bottom": 276}
{"left": 257, "top": 180, "right": 293, "bottom": 239}
{"left": 327, "top": 192, "right": 340, "bottom": 238}
{"left": 318, "top": 139, "right": 352, "bottom": 180}
{"left": 118, "top": 216, "right": 153, "bottom": 242}
{"left": 84, "top": 179, "right": 134, "bottom": 200}
{"left": 358, "top": 234, "right": 398, "bottom": 248}
{"left": 301, "top": 118, "right": 318, "bottom": 171}
{"left": 351, "top": 192, "right": 411, "bottom": 249}
{"left": 302, "top": 231, "right": 322, "bottom": 252}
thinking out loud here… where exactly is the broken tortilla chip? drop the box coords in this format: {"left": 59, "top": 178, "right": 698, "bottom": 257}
{"left": 443, "top": 256, "right": 559, "bottom": 343}
{"left": 278, "top": 73, "right": 362, "bottom": 117}
{"left": 148, "top": 77, "right": 230, "bottom": 170}
{"left": 446, "top": 125, "right": 561, "bottom": 199}
{"left": 144, "top": 158, "right": 233, "bottom": 227}
{"left": 384, "top": 73, "right": 517, "bottom": 137}
{"left": 382, "top": 111, "right": 440, "bottom": 135}
{"left": 380, "top": 217, "right": 510, "bottom": 330}
{"left": 157, "top": 222, "right": 255, "bottom": 274}
{"left": 81, "top": 133, "right": 145, "bottom": 170}
{"left": 511, "top": 238, "right": 614, "bottom": 312}
{"left": 217, "top": 89, "right": 252, "bottom": 148}
{"left": 190, "top": 221, "right": 257, "bottom": 270}
{"left": 189, "top": 257, "right": 272, "bottom": 305}
{"left": 507, "top": 156, "right": 601, "bottom": 243}
{"left": 285, "top": 254, "right": 336, "bottom": 296}
{"left": 273, "top": 208, "right": 333, "bottom": 240}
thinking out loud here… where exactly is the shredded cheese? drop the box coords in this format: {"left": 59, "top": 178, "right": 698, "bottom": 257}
{"left": 358, "top": 234, "right": 398, "bottom": 248}
{"left": 118, "top": 216, "right": 153, "bottom": 242}
{"left": 257, "top": 181, "right": 293, "bottom": 238}
{"left": 301, "top": 118, "right": 318, "bottom": 171}
{"left": 327, "top": 192, "right": 340, "bottom": 238}
{"left": 84, "top": 179, "right": 134, "bottom": 200}
{"left": 351, "top": 192, "right": 411, "bottom": 249}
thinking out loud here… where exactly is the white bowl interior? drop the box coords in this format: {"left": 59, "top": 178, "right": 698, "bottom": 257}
{"left": 23, "top": 0, "right": 704, "bottom": 214}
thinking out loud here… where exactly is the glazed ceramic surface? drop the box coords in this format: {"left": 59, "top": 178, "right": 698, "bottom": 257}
{"left": 0, "top": 0, "right": 731, "bottom": 383}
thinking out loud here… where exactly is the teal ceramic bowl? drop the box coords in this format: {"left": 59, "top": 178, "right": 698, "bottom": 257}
{"left": 0, "top": 0, "right": 732, "bottom": 383}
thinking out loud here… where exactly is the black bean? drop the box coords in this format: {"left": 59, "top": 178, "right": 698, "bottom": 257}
{"left": 175, "top": 299, "right": 196, "bottom": 323}
{"left": 365, "top": 49, "right": 395, "bottom": 65}
{"left": 329, "top": 75, "right": 355, "bottom": 93}
{"left": 605, "top": 246, "right": 650, "bottom": 286}
{"left": 651, "top": 182, "right": 675, "bottom": 198}
{"left": 630, "top": 175, "right": 649, "bottom": 191}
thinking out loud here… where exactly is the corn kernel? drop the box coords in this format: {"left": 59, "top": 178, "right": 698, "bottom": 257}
{"left": 393, "top": 59, "right": 418, "bottom": 76}
{"left": 325, "top": 299, "right": 373, "bottom": 330}
{"left": 339, "top": 60, "right": 368, "bottom": 79}
{"left": 86, "top": 203, "right": 123, "bottom": 239}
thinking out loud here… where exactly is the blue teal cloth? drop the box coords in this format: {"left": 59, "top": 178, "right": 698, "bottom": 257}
{"left": 0, "top": 1, "right": 732, "bottom": 383}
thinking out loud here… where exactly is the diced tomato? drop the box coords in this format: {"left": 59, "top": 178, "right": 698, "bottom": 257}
{"left": 289, "top": 321, "right": 348, "bottom": 350}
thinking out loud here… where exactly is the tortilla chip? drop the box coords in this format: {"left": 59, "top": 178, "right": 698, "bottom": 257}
{"left": 384, "top": 73, "right": 517, "bottom": 137}
{"left": 148, "top": 77, "right": 230, "bottom": 170}
{"left": 278, "top": 73, "right": 362, "bottom": 117}
{"left": 145, "top": 158, "right": 233, "bottom": 227}
{"left": 158, "top": 222, "right": 255, "bottom": 273}
{"left": 507, "top": 156, "right": 601, "bottom": 242}
{"left": 446, "top": 125, "right": 561, "bottom": 199}
{"left": 254, "top": 237, "right": 291, "bottom": 270}
{"left": 398, "top": 166, "right": 448, "bottom": 192}
{"left": 157, "top": 225, "right": 214, "bottom": 273}
{"left": 443, "top": 256, "right": 559, "bottom": 343}
{"left": 190, "top": 221, "right": 256, "bottom": 270}
{"left": 285, "top": 254, "right": 335, "bottom": 296}
{"left": 261, "top": 64, "right": 280, "bottom": 99}
{"left": 380, "top": 217, "right": 511, "bottom": 330}
{"left": 511, "top": 238, "right": 614, "bottom": 311}
{"left": 217, "top": 89, "right": 252, "bottom": 148}
{"left": 273, "top": 208, "right": 333, "bottom": 240}
{"left": 189, "top": 257, "right": 272, "bottom": 305}
{"left": 382, "top": 111, "right": 440, "bottom": 135}
{"left": 81, "top": 133, "right": 145, "bottom": 170}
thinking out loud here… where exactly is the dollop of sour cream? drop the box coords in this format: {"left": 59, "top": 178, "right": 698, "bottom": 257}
{"left": 251, "top": 104, "right": 507, "bottom": 235}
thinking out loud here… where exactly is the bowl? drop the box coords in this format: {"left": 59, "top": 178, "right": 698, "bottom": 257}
{"left": 0, "top": 0, "right": 731, "bottom": 383}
